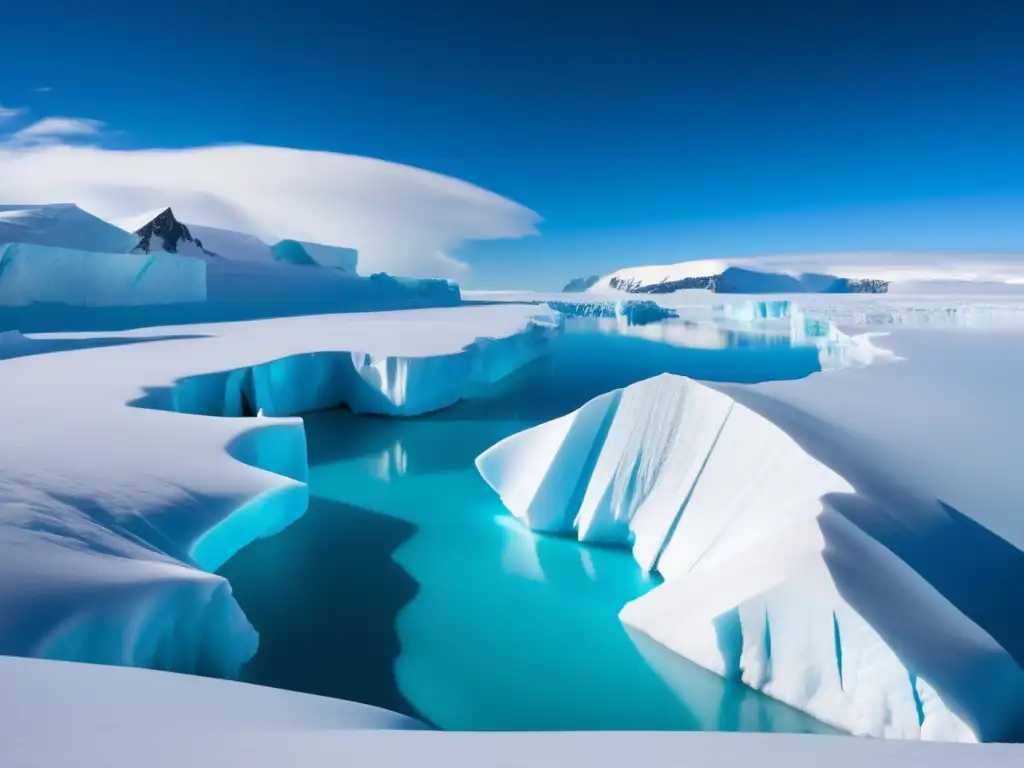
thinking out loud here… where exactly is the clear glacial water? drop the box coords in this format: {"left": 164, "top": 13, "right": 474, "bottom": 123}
{"left": 218, "top": 317, "right": 841, "bottom": 732}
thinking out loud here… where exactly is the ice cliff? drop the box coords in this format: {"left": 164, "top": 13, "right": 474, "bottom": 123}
{"left": 0, "top": 242, "right": 207, "bottom": 306}
{"left": 476, "top": 373, "right": 1024, "bottom": 742}
{"left": 0, "top": 305, "right": 557, "bottom": 682}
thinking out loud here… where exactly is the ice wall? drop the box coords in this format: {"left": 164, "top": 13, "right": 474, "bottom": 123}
{"left": 166, "top": 317, "right": 557, "bottom": 419}
{"left": 0, "top": 417, "right": 310, "bottom": 680}
{"left": 476, "top": 374, "right": 1024, "bottom": 742}
{"left": 0, "top": 242, "right": 206, "bottom": 307}
{"left": 547, "top": 300, "right": 678, "bottom": 325}
{"left": 270, "top": 239, "right": 359, "bottom": 272}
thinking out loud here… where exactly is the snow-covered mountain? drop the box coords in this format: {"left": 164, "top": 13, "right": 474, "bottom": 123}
{"left": 0, "top": 203, "right": 137, "bottom": 254}
{"left": 118, "top": 208, "right": 358, "bottom": 273}
{"left": 592, "top": 254, "right": 1024, "bottom": 295}
{"left": 129, "top": 208, "right": 219, "bottom": 258}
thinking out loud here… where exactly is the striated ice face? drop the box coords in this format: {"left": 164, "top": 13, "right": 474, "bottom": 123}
{"left": 476, "top": 373, "right": 1024, "bottom": 742}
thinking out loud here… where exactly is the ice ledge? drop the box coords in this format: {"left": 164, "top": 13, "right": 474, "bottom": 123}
{"left": 0, "top": 305, "right": 557, "bottom": 682}
{"left": 475, "top": 373, "right": 1024, "bottom": 742}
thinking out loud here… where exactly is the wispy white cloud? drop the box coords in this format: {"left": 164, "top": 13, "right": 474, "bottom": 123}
{"left": 34, "top": 86, "right": 53, "bottom": 93}
{"left": 0, "top": 102, "right": 26, "bottom": 122}
{"left": 0, "top": 139, "right": 541, "bottom": 278}
{"left": 9, "top": 117, "right": 104, "bottom": 144}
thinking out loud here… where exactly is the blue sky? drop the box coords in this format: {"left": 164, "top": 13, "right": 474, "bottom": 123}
{"left": 2, "top": 0, "right": 1023, "bottom": 288}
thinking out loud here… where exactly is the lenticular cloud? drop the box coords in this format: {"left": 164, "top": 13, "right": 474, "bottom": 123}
{"left": 0, "top": 143, "right": 541, "bottom": 277}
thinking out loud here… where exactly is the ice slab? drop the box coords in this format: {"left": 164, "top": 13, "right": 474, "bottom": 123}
{"left": 0, "top": 304, "right": 556, "bottom": 680}
{"left": 477, "top": 368, "right": 1024, "bottom": 742}
{"left": 0, "top": 242, "right": 206, "bottom": 307}
{"left": 272, "top": 239, "right": 359, "bottom": 272}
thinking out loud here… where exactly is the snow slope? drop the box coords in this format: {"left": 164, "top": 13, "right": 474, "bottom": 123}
{"left": 0, "top": 203, "right": 137, "bottom": 253}
{"left": 592, "top": 253, "right": 1024, "bottom": 295}
{"left": 0, "top": 304, "right": 556, "bottom": 680}
{"left": 2, "top": 658, "right": 1020, "bottom": 768}
{"left": 476, "top": 330, "right": 1024, "bottom": 742}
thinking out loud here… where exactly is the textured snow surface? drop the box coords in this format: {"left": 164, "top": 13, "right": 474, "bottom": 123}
{"left": 477, "top": 332, "right": 1024, "bottom": 742}
{"left": 0, "top": 242, "right": 207, "bottom": 306}
{"left": 0, "top": 203, "right": 136, "bottom": 253}
{"left": 1, "top": 664, "right": 1019, "bottom": 768}
{"left": 0, "top": 304, "right": 555, "bottom": 680}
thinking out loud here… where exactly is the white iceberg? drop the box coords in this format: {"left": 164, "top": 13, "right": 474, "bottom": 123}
{"left": 476, "top": 360, "right": 1024, "bottom": 742}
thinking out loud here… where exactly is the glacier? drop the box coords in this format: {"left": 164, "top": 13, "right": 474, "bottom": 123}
{"left": 0, "top": 242, "right": 207, "bottom": 307}
{"left": 0, "top": 304, "right": 557, "bottom": 683}
{"left": 476, "top": 364, "right": 1024, "bottom": 743}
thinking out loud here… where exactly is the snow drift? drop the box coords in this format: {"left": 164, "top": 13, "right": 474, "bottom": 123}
{"left": 476, "top": 373, "right": 1024, "bottom": 742}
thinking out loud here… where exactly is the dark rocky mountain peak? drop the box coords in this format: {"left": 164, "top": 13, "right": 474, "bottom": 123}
{"left": 131, "top": 208, "right": 217, "bottom": 257}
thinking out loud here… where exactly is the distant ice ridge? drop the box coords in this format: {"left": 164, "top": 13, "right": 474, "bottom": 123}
{"left": 0, "top": 242, "right": 206, "bottom": 306}
{"left": 0, "top": 305, "right": 557, "bottom": 680}
{"left": 546, "top": 300, "right": 678, "bottom": 325}
{"left": 591, "top": 253, "right": 1024, "bottom": 296}
{"left": 476, "top": 374, "right": 1024, "bottom": 742}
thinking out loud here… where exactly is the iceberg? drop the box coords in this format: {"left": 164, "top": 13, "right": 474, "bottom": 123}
{"left": 476, "top": 373, "right": 1024, "bottom": 742}
{"left": 0, "top": 242, "right": 206, "bottom": 307}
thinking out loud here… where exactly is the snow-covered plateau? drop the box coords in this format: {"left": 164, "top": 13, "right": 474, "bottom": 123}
{"left": 584, "top": 252, "right": 1024, "bottom": 295}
